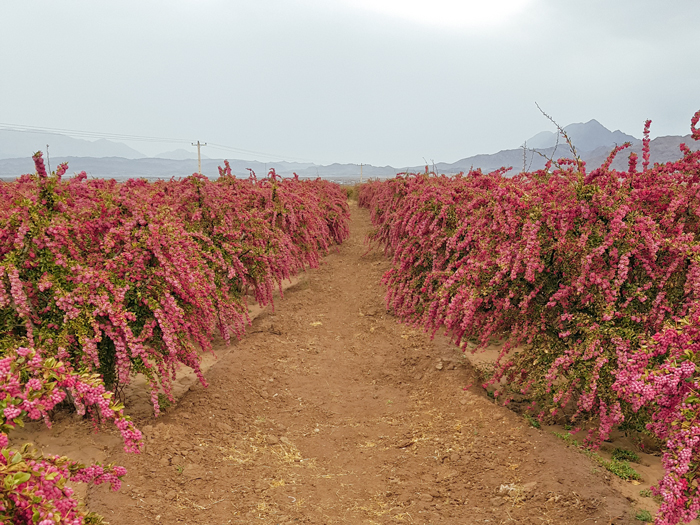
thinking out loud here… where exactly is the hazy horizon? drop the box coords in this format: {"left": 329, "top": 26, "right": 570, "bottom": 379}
{"left": 1, "top": 1, "right": 699, "bottom": 166}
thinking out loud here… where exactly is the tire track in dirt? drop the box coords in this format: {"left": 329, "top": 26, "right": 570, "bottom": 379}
{"left": 88, "top": 202, "right": 635, "bottom": 524}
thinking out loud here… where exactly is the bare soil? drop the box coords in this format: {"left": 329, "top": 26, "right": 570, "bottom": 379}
{"left": 13, "top": 203, "right": 648, "bottom": 524}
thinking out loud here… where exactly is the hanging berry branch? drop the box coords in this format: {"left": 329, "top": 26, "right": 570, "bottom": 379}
{"left": 360, "top": 110, "right": 700, "bottom": 525}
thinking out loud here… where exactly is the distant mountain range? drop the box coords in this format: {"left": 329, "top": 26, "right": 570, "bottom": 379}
{"left": 430, "top": 120, "right": 698, "bottom": 175}
{"left": 431, "top": 135, "right": 700, "bottom": 176}
{"left": 1, "top": 120, "right": 699, "bottom": 181}
{"left": 154, "top": 148, "right": 211, "bottom": 161}
{"left": 0, "top": 129, "right": 145, "bottom": 160}
{"left": 524, "top": 120, "right": 637, "bottom": 151}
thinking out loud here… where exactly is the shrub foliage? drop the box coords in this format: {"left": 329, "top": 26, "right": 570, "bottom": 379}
{"left": 0, "top": 157, "right": 349, "bottom": 523}
{"left": 360, "top": 111, "right": 700, "bottom": 525}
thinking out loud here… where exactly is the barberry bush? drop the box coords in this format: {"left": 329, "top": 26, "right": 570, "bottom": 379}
{"left": 360, "top": 110, "right": 700, "bottom": 525}
{"left": 0, "top": 346, "right": 136, "bottom": 524}
{"left": 0, "top": 157, "right": 349, "bottom": 523}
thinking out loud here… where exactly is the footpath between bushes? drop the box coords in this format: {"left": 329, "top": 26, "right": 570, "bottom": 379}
{"left": 44, "top": 203, "right": 640, "bottom": 524}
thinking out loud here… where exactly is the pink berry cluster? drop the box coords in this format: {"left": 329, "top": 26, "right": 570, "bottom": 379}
{"left": 0, "top": 443, "right": 126, "bottom": 524}
{"left": 0, "top": 159, "right": 349, "bottom": 523}
{"left": 1, "top": 347, "right": 140, "bottom": 448}
{"left": 0, "top": 348, "right": 135, "bottom": 524}
{"left": 0, "top": 158, "right": 348, "bottom": 411}
{"left": 360, "top": 110, "right": 700, "bottom": 525}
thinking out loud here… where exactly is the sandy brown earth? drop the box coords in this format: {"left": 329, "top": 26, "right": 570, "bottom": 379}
{"left": 15, "top": 202, "right": 646, "bottom": 524}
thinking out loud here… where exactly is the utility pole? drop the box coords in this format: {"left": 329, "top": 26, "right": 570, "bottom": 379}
{"left": 192, "top": 140, "right": 207, "bottom": 175}
{"left": 46, "top": 144, "right": 51, "bottom": 175}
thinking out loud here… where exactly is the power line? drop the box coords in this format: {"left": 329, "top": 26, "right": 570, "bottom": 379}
{"left": 0, "top": 122, "right": 190, "bottom": 144}
{"left": 206, "top": 143, "right": 314, "bottom": 163}
{"left": 0, "top": 122, "right": 316, "bottom": 163}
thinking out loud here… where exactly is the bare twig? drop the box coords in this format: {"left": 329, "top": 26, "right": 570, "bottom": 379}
{"left": 535, "top": 102, "right": 583, "bottom": 171}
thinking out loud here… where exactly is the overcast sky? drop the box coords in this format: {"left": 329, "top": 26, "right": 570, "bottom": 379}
{"left": 1, "top": 0, "right": 698, "bottom": 166}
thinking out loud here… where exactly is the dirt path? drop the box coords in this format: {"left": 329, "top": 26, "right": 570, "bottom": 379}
{"left": 86, "top": 203, "right": 636, "bottom": 524}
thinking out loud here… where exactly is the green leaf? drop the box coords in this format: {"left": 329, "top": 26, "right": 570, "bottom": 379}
{"left": 13, "top": 472, "right": 31, "bottom": 484}
{"left": 11, "top": 452, "right": 22, "bottom": 464}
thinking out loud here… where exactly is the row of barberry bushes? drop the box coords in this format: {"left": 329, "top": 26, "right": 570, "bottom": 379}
{"left": 360, "top": 112, "right": 700, "bottom": 525}
{"left": 0, "top": 156, "right": 349, "bottom": 523}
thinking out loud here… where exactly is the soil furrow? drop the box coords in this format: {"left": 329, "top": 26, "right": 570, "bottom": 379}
{"left": 82, "top": 203, "right": 635, "bottom": 524}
